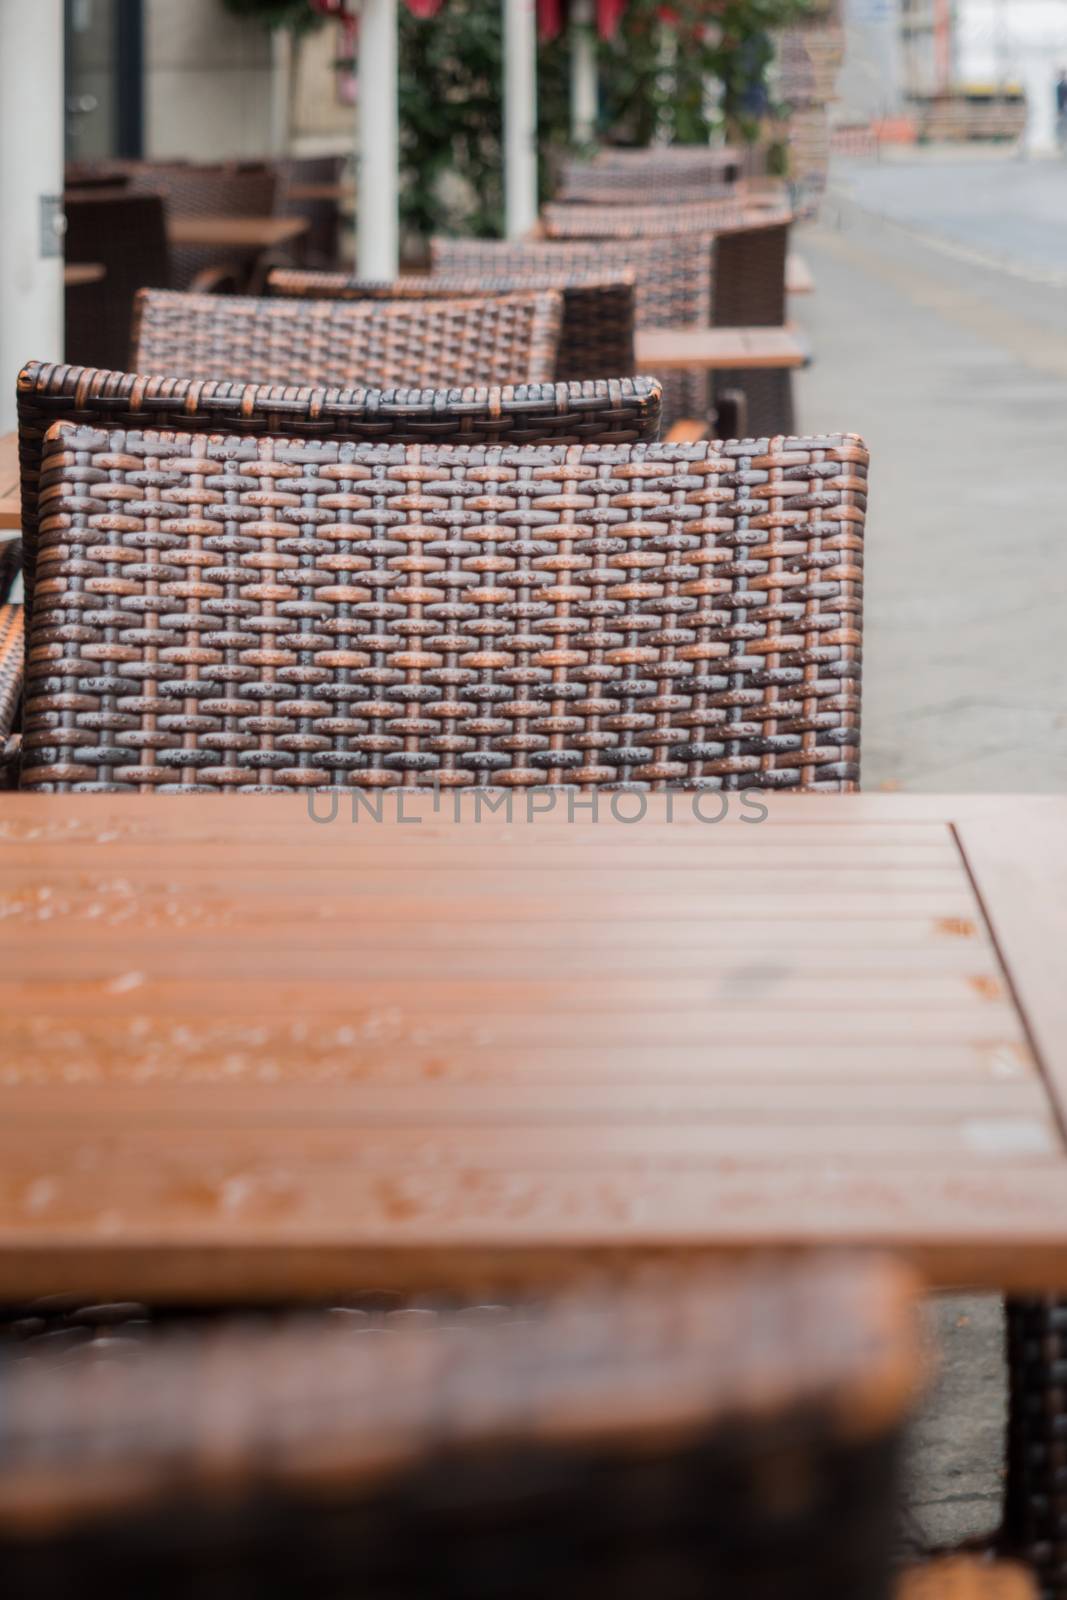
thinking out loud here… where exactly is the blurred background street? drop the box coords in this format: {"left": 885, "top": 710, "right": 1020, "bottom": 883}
{"left": 799, "top": 150, "right": 1067, "bottom": 793}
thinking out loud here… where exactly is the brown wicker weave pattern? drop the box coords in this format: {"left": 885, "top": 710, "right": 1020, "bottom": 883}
{"left": 0, "top": 604, "right": 22, "bottom": 747}
{"left": 22, "top": 424, "right": 866, "bottom": 794}
{"left": 16, "top": 361, "right": 662, "bottom": 621}
{"left": 592, "top": 145, "right": 742, "bottom": 175}
{"left": 556, "top": 164, "right": 737, "bottom": 206}
{"left": 540, "top": 200, "right": 790, "bottom": 239}
{"left": 0, "top": 1259, "right": 914, "bottom": 1599}
{"left": 266, "top": 268, "right": 636, "bottom": 384}
{"left": 431, "top": 237, "right": 711, "bottom": 426}
{"left": 131, "top": 288, "right": 564, "bottom": 390}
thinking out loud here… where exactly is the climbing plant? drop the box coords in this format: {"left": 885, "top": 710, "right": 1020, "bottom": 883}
{"left": 222, "top": 0, "right": 813, "bottom": 241}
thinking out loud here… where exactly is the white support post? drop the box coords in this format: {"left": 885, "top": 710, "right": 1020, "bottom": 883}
{"left": 570, "top": 0, "right": 597, "bottom": 147}
{"left": 357, "top": 0, "right": 399, "bottom": 280}
{"left": 270, "top": 27, "right": 293, "bottom": 158}
{"left": 504, "top": 0, "right": 538, "bottom": 240}
{"left": 0, "top": 0, "right": 64, "bottom": 432}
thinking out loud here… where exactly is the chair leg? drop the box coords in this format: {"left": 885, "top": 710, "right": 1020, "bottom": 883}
{"left": 1002, "top": 1297, "right": 1067, "bottom": 1599}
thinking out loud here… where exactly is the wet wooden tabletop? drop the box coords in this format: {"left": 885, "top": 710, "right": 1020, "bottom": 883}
{"left": 1, "top": 792, "right": 1066, "bottom": 1300}
{"left": 166, "top": 214, "right": 309, "bottom": 250}
{"left": 635, "top": 325, "right": 807, "bottom": 371}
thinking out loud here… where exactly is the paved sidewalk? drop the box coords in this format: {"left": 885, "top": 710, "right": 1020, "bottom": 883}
{"left": 797, "top": 173, "right": 1067, "bottom": 793}
{"left": 794, "top": 157, "right": 1067, "bottom": 1548}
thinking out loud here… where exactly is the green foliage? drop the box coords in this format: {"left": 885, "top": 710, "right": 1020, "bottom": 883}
{"left": 399, "top": 0, "right": 570, "bottom": 242}
{"left": 221, "top": 0, "right": 812, "bottom": 243}
{"left": 598, "top": 0, "right": 810, "bottom": 147}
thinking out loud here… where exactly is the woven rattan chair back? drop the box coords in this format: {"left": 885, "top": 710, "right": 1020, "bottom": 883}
{"left": 556, "top": 159, "right": 737, "bottom": 206}
{"left": 0, "top": 1258, "right": 917, "bottom": 1598}
{"left": 267, "top": 268, "right": 636, "bottom": 384}
{"left": 431, "top": 236, "right": 711, "bottom": 427}
{"left": 125, "top": 162, "right": 278, "bottom": 291}
{"left": 539, "top": 198, "right": 785, "bottom": 239}
{"left": 131, "top": 287, "right": 564, "bottom": 389}
{"left": 593, "top": 144, "right": 742, "bottom": 173}
{"left": 14, "top": 360, "right": 661, "bottom": 624}
{"left": 21, "top": 423, "right": 866, "bottom": 794}
{"left": 63, "top": 191, "right": 170, "bottom": 372}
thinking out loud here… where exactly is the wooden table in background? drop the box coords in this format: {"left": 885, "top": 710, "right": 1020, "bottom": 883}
{"left": 286, "top": 181, "right": 356, "bottom": 205}
{"left": 0, "top": 432, "right": 19, "bottom": 532}
{"left": 1, "top": 792, "right": 1066, "bottom": 1300}
{"left": 167, "top": 214, "right": 309, "bottom": 251}
{"left": 636, "top": 325, "right": 808, "bottom": 371}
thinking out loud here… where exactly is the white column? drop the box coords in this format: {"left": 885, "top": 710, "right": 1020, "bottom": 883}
{"left": 504, "top": 0, "right": 538, "bottom": 240}
{"left": 270, "top": 27, "right": 293, "bottom": 158}
{"left": 357, "top": 0, "right": 399, "bottom": 280}
{"left": 570, "top": 0, "right": 597, "bottom": 147}
{"left": 0, "top": 0, "right": 64, "bottom": 431}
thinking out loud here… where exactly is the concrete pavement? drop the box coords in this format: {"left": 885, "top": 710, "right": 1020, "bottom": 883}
{"left": 797, "top": 159, "right": 1067, "bottom": 793}
{"left": 794, "top": 152, "right": 1067, "bottom": 1549}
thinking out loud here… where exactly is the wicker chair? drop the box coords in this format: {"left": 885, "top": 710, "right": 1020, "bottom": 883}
{"left": 130, "top": 287, "right": 564, "bottom": 390}
{"left": 266, "top": 268, "right": 636, "bottom": 384}
{"left": 63, "top": 192, "right": 171, "bottom": 372}
{"left": 0, "top": 1256, "right": 918, "bottom": 1598}
{"left": 18, "top": 422, "right": 865, "bottom": 793}
{"left": 534, "top": 207, "right": 793, "bottom": 437}
{"left": 432, "top": 236, "right": 712, "bottom": 429}
{"left": 124, "top": 161, "right": 278, "bottom": 292}
{"left": 274, "top": 153, "right": 346, "bottom": 271}
{"left": 432, "top": 226, "right": 792, "bottom": 436}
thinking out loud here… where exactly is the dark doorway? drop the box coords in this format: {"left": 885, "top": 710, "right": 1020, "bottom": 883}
{"left": 64, "top": 0, "right": 144, "bottom": 163}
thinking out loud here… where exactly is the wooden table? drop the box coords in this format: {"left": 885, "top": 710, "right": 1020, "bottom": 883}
{"left": 1, "top": 792, "right": 1066, "bottom": 1300}
{"left": 64, "top": 262, "right": 106, "bottom": 287}
{"left": 286, "top": 180, "right": 355, "bottom": 205}
{"left": 0, "top": 431, "right": 18, "bottom": 532}
{"left": 166, "top": 214, "right": 309, "bottom": 251}
{"left": 636, "top": 325, "right": 808, "bottom": 371}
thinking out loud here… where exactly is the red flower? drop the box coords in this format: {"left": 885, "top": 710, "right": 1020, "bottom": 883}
{"left": 538, "top": 0, "right": 566, "bottom": 39}
{"left": 597, "top": 0, "right": 627, "bottom": 37}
